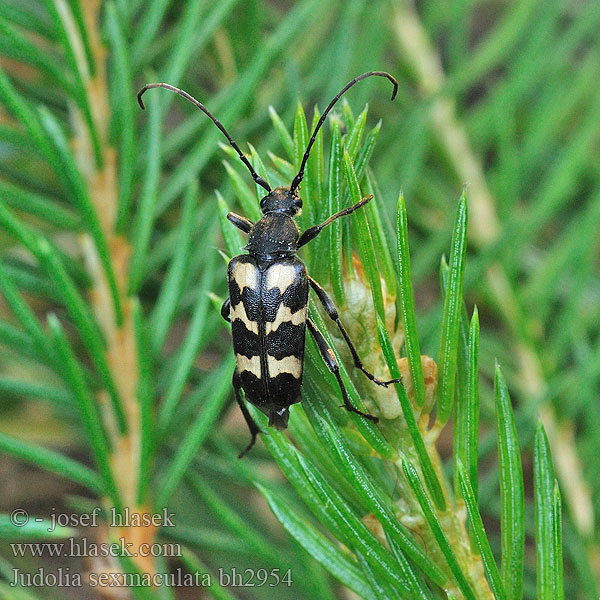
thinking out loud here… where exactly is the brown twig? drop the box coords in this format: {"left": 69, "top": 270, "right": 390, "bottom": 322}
{"left": 391, "top": 0, "right": 596, "bottom": 573}
{"left": 64, "top": 0, "right": 155, "bottom": 582}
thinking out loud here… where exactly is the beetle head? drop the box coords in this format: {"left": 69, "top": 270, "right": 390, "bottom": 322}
{"left": 260, "top": 186, "right": 302, "bottom": 217}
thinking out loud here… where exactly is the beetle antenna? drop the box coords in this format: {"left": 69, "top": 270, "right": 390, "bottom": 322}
{"left": 137, "top": 83, "right": 272, "bottom": 193}
{"left": 289, "top": 71, "right": 398, "bottom": 193}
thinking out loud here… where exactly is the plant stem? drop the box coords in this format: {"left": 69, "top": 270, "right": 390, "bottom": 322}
{"left": 67, "top": 0, "right": 154, "bottom": 577}
{"left": 390, "top": 0, "right": 596, "bottom": 583}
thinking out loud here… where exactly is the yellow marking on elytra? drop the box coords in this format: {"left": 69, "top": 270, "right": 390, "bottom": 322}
{"left": 266, "top": 264, "right": 296, "bottom": 293}
{"left": 236, "top": 354, "right": 261, "bottom": 378}
{"left": 265, "top": 304, "right": 307, "bottom": 335}
{"left": 267, "top": 355, "right": 302, "bottom": 378}
{"left": 232, "top": 261, "right": 258, "bottom": 292}
{"left": 231, "top": 302, "right": 259, "bottom": 334}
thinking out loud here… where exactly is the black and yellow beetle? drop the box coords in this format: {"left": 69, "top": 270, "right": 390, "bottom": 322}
{"left": 138, "top": 72, "right": 400, "bottom": 456}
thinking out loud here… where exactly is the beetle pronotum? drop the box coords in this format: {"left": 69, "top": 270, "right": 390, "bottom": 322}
{"left": 138, "top": 72, "right": 400, "bottom": 456}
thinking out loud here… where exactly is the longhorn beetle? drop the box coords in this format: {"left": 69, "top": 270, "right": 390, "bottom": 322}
{"left": 138, "top": 71, "right": 400, "bottom": 456}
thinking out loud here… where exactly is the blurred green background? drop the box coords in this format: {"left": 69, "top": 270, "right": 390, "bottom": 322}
{"left": 0, "top": 0, "right": 599, "bottom": 598}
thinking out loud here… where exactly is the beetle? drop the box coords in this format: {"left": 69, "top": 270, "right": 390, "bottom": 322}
{"left": 138, "top": 71, "right": 400, "bottom": 456}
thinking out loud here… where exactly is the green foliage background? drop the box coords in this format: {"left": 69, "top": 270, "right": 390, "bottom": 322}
{"left": 0, "top": 1, "right": 599, "bottom": 599}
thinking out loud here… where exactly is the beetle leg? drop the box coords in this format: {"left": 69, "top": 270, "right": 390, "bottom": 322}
{"left": 227, "top": 212, "right": 253, "bottom": 233}
{"left": 306, "top": 319, "right": 378, "bottom": 422}
{"left": 297, "top": 195, "right": 372, "bottom": 247}
{"left": 233, "top": 369, "right": 261, "bottom": 458}
{"left": 221, "top": 297, "right": 231, "bottom": 322}
{"left": 309, "top": 278, "right": 402, "bottom": 387}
